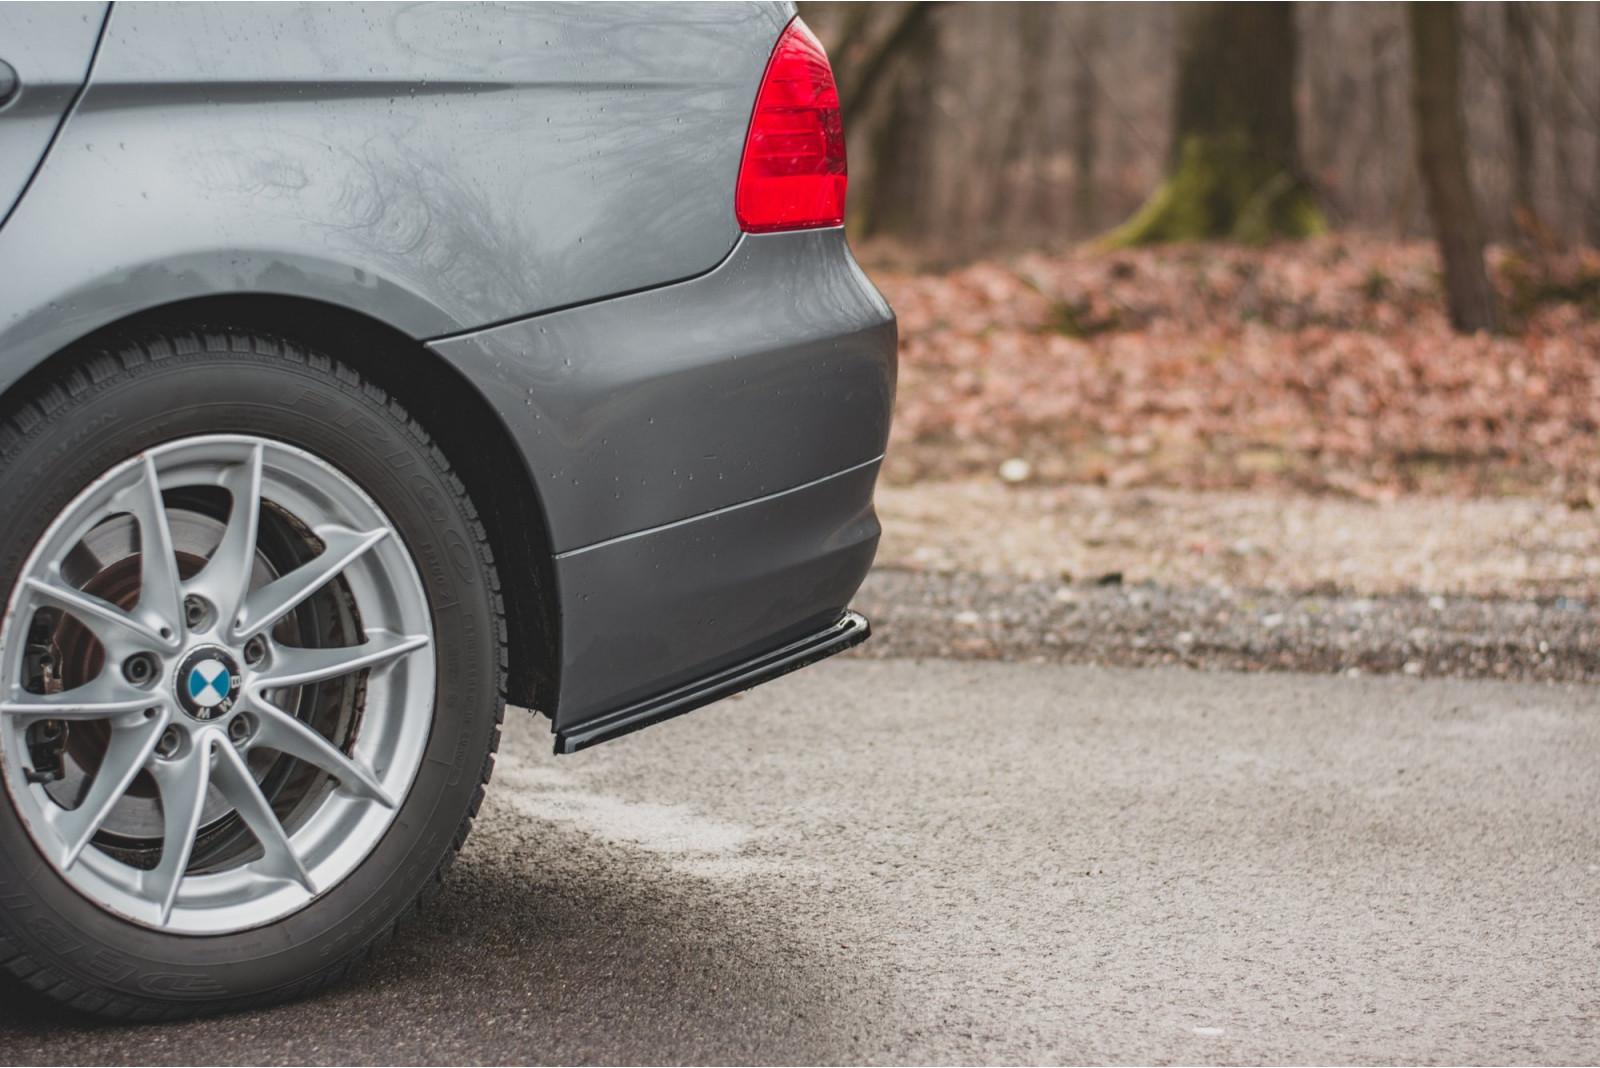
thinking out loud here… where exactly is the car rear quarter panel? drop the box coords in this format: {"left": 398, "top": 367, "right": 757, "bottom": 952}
{"left": 0, "top": 1, "right": 791, "bottom": 391}
{"left": 429, "top": 227, "right": 896, "bottom": 553}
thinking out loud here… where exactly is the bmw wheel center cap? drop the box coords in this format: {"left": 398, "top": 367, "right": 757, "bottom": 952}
{"left": 176, "top": 646, "right": 241, "bottom": 721}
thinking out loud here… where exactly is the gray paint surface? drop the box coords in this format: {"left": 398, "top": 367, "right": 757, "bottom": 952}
{"left": 0, "top": 660, "right": 1594, "bottom": 1062}
{"left": 0, "top": 3, "right": 105, "bottom": 224}
{"left": 0, "top": 1, "right": 789, "bottom": 388}
{"left": 432, "top": 228, "right": 896, "bottom": 553}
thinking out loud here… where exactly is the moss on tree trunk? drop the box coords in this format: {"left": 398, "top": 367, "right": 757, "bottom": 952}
{"left": 1103, "top": 2, "right": 1325, "bottom": 248}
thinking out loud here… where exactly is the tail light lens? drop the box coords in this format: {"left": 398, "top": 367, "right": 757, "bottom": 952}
{"left": 735, "top": 18, "right": 847, "bottom": 233}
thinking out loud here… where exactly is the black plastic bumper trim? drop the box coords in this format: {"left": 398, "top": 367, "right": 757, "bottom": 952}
{"left": 553, "top": 610, "right": 870, "bottom": 754}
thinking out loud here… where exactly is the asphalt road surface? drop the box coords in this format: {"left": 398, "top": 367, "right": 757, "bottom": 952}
{"left": 2, "top": 661, "right": 1597, "bottom": 1064}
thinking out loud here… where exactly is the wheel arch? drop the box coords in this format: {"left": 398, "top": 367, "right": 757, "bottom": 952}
{"left": 0, "top": 294, "right": 560, "bottom": 716}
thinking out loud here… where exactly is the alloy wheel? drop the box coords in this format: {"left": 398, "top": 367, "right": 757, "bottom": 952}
{"left": 0, "top": 435, "right": 435, "bottom": 935}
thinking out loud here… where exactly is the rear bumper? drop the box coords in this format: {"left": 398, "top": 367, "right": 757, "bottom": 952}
{"left": 429, "top": 226, "right": 896, "bottom": 739}
{"left": 551, "top": 456, "right": 882, "bottom": 734}
{"left": 555, "top": 610, "right": 871, "bottom": 754}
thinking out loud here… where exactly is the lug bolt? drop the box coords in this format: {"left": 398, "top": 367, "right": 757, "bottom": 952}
{"left": 183, "top": 596, "right": 208, "bottom": 631}
{"left": 122, "top": 653, "right": 157, "bottom": 686}
{"left": 243, "top": 636, "right": 268, "bottom": 666}
{"left": 30, "top": 720, "right": 63, "bottom": 745}
{"left": 228, "top": 714, "right": 254, "bottom": 746}
{"left": 155, "top": 726, "right": 182, "bottom": 759}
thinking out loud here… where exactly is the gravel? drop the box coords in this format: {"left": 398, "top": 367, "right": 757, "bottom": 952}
{"left": 849, "top": 567, "right": 1600, "bottom": 684}
{"left": 859, "top": 480, "right": 1600, "bottom": 684}
{"left": 876, "top": 481, "right": 1600, "bottom": 599}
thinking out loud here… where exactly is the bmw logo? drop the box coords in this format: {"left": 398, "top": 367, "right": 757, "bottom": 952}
{"left": 175, "top": 646, "right": 240, "bottom": 721}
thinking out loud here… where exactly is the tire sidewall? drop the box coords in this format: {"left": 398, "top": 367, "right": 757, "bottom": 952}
{"left": 0, "top": 339, "right": 499, "bottom": 1008}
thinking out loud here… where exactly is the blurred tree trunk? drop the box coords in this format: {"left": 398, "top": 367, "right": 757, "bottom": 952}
{"left": 1103, "top": 2, "right": 1323, "bottom": 246}
{"left": 836, "top": 1, "right": 941, "bottom": 128}
{"left": 1409, "top": 2, "right": 1502, "bottom": 334}
{"left": 996, "top": 3, "right": 1048, "bottom": 237}
{"left": 1546, "top": 4, "right": 1579, "bottom": 245}
{"left": 1591, "top": 8, "right": 1600, "bottom": 246}
{"left": 1501, "top": 1, "right": 1538, "bottom": 239}
{"left": 1070, "top": 5, "right": 1102, "bottom": 235}
{"left": 855, "top": 4, "right": 942, "bottom": 241}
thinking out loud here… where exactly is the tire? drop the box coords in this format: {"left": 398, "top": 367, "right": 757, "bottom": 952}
{"left": 0, "top": 332, "right": 505, "bottom": 1019}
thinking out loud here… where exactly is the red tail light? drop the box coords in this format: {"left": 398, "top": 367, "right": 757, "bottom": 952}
{"left": 735, "top": 18, "right": 847, "bottom": 233}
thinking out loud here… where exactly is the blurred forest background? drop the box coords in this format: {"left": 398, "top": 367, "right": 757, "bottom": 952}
{"left": 803, "top": 1, "right": 1600, "bottom": 258}
{"left": 801, "top": 1, "right": 1600, "bottom": 504}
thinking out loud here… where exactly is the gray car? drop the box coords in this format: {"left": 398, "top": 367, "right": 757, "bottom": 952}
{"left": 0, "top": 2, "right": 893, "bottom": 1017}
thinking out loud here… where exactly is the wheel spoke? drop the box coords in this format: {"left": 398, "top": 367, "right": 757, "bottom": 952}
{"left": 232, "top": 525, "right": 389, "bottom": 642}
{"left": 1, "top": 674, "right": 163, "bottom": 722}
{"left": 244, "top": 696, "right": 394, "bottom": 807}
{"left": 2, "top": 432, "right": 435, "bottom": 935}
{"left": 143, "top": 741, "right": 214, "bottom": 926}
{"left": 23, "top": 575, "right": 176, "bottom": 654}
{"left": 46, "top": 706, "right": 172, "bottom": 869}
{"left": 185, "top": 442, "right": 263, "bottom": 627}
{"left": 254, "top": 629, "right": 430, "bottom": 690}
{"left": 210, "top": 739, "right": 315, "bottom": 894}
{"left": 124, "top": 454, "right": 184, "bottom": 636}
